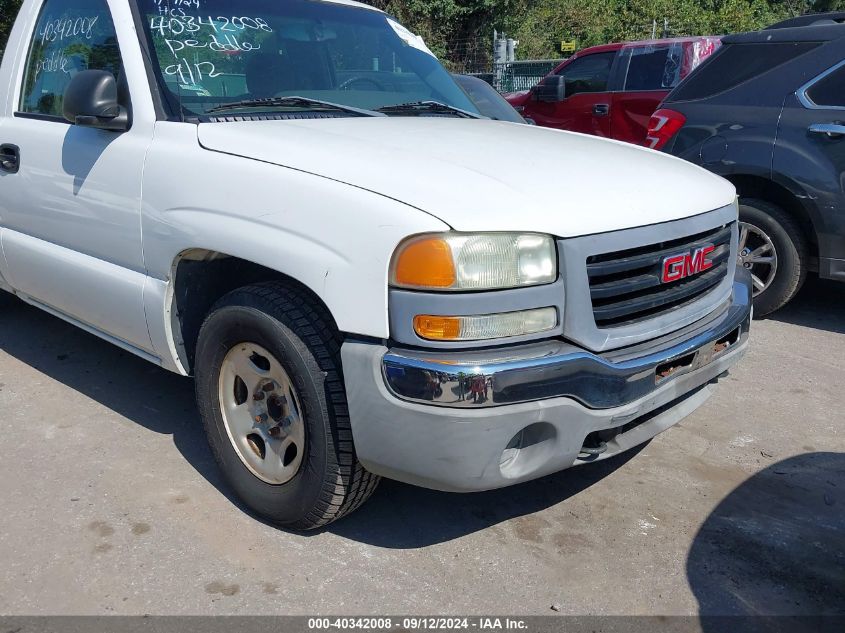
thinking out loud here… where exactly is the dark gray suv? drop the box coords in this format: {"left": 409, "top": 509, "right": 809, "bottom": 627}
{"left": 648, "top": 12, "right": 845, "bottom": 315}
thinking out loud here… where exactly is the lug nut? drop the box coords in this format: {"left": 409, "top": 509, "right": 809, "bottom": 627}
{"left": 253, "top": 392, "right": 265, "bottom": 401}
{"left": 262, "top": 383, "right": 275, "bottom": 393}
{"left": 254, "top": 413, "right": 268, "bottom": 423}
{"left": 268, "top": 425, "right": 285, "bottom": 438}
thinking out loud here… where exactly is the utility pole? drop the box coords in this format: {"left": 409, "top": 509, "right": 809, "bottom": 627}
{"left": 493, "top": 30, "right": 507, "bottom": 65}
{"left": 493, "top": 29, "right": 507, "bottom": 91}
{"left": 506, "top": 38, "right": 517, "bottom": 62}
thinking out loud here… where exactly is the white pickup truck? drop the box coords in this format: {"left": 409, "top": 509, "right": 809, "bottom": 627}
{"left": 0, "top": 0, "right": 751, "bottom": 529}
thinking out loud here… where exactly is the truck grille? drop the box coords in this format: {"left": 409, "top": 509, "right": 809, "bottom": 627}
{"left": 586, "top": 223, "right": 734, "bottom": 328}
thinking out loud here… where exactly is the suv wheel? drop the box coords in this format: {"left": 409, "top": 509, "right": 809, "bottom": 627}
{"left": 737, "top": 198, "right": 807, "bottom": 316}
{"left": 194, "top": 281, "right": 379, "bottom": 530}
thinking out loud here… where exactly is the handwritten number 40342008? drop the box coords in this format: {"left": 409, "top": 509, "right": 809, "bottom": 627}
{"left": 149, "top": 15, "right": 273, "bottom": 37}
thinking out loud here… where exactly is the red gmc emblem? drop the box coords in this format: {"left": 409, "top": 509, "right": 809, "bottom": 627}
{"left": 661, "top": 245, "right": 716, "bottom": 283}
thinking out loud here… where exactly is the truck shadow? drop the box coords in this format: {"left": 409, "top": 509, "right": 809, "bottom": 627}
{"left": 325, "top": 451, "right": 641, "bottom": 547}
{"left": 0, "top": 291, "right": 229, "bottom": 499}
{"left": 766, "top": 277, "right": 845, "bottom": 335}
{"left": 687, "top": 452, "right": 845, "bottom": 619}
{"left": 0, "top": 292, "right": 642, "bottom": 545}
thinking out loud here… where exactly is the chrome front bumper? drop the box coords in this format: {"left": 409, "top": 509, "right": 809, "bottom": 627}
{"left": 383, "top": 269, "right": 751, "bottom": 410}
{"left": 340, "top": 269, "right": 752, "bottom": 492}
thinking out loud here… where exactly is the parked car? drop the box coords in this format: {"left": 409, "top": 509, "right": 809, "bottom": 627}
{"left": 452, "top": 74, "right": 528, "bottom": 123}
{"left": 0, "top": 0, "right": 750, "bottom": 529}
{"left": 649, "top": 13, "right": 845, "bottom": 315}
{"left": 506, "top": 37, "right": 721, "bottom": 145}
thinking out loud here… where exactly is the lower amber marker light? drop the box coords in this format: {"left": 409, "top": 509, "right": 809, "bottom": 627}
{"left": 413, "top": 307, "right": 557, "bottom": 341}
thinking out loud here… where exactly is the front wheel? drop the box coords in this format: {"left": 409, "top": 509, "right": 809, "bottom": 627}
{"left": 737, "top": 199, "right": 808, "bottom": 317}
{"left": 194, "top": 282, "right": 379, "bottom": 530}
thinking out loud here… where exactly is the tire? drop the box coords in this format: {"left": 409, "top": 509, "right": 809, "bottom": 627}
{"left": 194, "top": 281, "right": 379, "bottom": 530}
{"left": 738, "top": 198, "right": 808, "bottom": 317}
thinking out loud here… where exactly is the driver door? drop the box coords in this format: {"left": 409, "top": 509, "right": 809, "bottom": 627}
{"left": 0, "top": 0, "right": 155, "bottom": 352}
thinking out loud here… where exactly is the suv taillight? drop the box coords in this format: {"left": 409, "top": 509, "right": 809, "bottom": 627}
{"left": 646, "top": 109, "right": 686, "bottom": 150}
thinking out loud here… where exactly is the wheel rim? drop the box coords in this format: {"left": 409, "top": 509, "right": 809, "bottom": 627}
{"left": 738, "top": 221, "right": 779, "bottom": 297}
{"left": 218, "top": 342, "right": 305, "bottom": 485}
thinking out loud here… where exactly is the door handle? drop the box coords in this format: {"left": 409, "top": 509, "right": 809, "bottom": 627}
{"left": 808, "top": 123, "right": 845, "bottom": 138}
{"left": 593, "top": 104, "right": 610, "bottom": 116}
{"left": 0, "top": 144, "right": 20, "bottom": 174}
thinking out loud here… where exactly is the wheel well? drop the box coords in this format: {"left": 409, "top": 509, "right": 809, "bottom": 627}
{"left": 726, "top": 174, "right": 819, "bottom": 262}
{"left": 170, "top": 250, "right": 337, "bottom": 374}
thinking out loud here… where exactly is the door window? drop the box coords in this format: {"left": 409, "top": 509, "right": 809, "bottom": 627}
{"left": 624, "top": 45, "right": 679, "bottom": 91}
{"left": 556, "top": 52, "right": 615, "bottom": 96}
{"left": 19, "top": 0, "right": 122, "bottom": 118}
{"left": 669, "top": 42, "right": 819, "bottom": 102}
{"left": 806, "top": 64, "right": 845, "bottom": 108}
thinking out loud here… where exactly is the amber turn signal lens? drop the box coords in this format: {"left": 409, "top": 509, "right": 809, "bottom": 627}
{"left": 413, "top": 308, "right": 557, "bottom": 342}
{"left": 413, "top": 315, "right": 462, "bottom": 341}
{"left": 391, "top": 237, "right": 456, "bottom": 289}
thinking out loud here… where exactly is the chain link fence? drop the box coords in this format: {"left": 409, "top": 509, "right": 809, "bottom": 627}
{"left": 491, "top": 59, "right": 565, "bottom": 92}
{"left": 457, "top": 61, "right": 565, "bottom": 92}
{"left": 441, "top": 35, "right": 565, "bottom": 92}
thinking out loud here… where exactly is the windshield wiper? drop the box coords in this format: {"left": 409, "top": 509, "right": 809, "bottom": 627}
{"left": 207, "top": 96, "right": 384, "bottom": 118}
{"left": 377, "top": 100, "right": 483, "bottom": 119}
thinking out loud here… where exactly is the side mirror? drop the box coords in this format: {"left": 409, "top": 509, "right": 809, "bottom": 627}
{"left": 534, "top": 75, "right": 568, "bottom": 103}
{"left": 63, "top": 70, "right": 130, "bottom": 132}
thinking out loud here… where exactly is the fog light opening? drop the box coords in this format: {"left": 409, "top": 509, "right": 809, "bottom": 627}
{"left": 499, "top": 422, "right": 557, "bottom": 479}
{"left": 500, "top": 430, "right": 524, "bottom": 468}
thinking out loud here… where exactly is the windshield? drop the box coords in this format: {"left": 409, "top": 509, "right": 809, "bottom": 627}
{"left": 451, "top": 75, "right": 526, "bottom": 123}
{"left": 134, "top": 0, "right": 479, "bottom": 119}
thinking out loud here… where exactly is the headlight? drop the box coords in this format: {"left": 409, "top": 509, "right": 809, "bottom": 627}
{"left": 390, "top": 233, "right": 557, "bottom": 291}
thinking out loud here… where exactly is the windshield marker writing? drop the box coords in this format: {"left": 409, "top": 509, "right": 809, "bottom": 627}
{"left": 164, "top": 58, "right": 221, "bottom": 83}
{"left": 164, "top": 34, "right": 261, "bottom": 57}
{"left": 39, "top": 15, "right": 99, "bottom": 44}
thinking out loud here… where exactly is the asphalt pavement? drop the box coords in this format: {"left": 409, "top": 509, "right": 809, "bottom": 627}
{"left": 0, "top": 278, "right": 842, "bottom": 616}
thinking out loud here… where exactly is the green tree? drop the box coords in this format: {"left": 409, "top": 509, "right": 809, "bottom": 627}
{"left": 1, "top": 0, "right": 24, "bottom": 56}
{"left": 367, "top": 0, "right": 845, "bottom": 61}
{"left": 511, "top": 0, "right": 798, "bottom": 59}
{"left": 4, "top": 0, "right": 845, "bottom": 67}
{"left": 368, "top": 0, "right": 525, "bottom": 67}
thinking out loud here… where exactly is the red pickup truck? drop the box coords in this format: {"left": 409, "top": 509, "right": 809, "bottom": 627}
{"left": 506, "top": 37, "right": 720, "bottom": 145}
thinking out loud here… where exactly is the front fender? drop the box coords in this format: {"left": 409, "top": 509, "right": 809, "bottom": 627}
{"left": 141, "top": 123, "right": 449, "bottom": 348}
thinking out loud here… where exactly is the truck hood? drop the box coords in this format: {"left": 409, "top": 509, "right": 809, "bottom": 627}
{"left": 197, "top": 118, "right": 735, "bottom": 237}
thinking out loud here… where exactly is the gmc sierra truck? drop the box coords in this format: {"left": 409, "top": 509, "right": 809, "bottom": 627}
{"left": 0, "top": 0, "right": 751, "bottom": 529}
